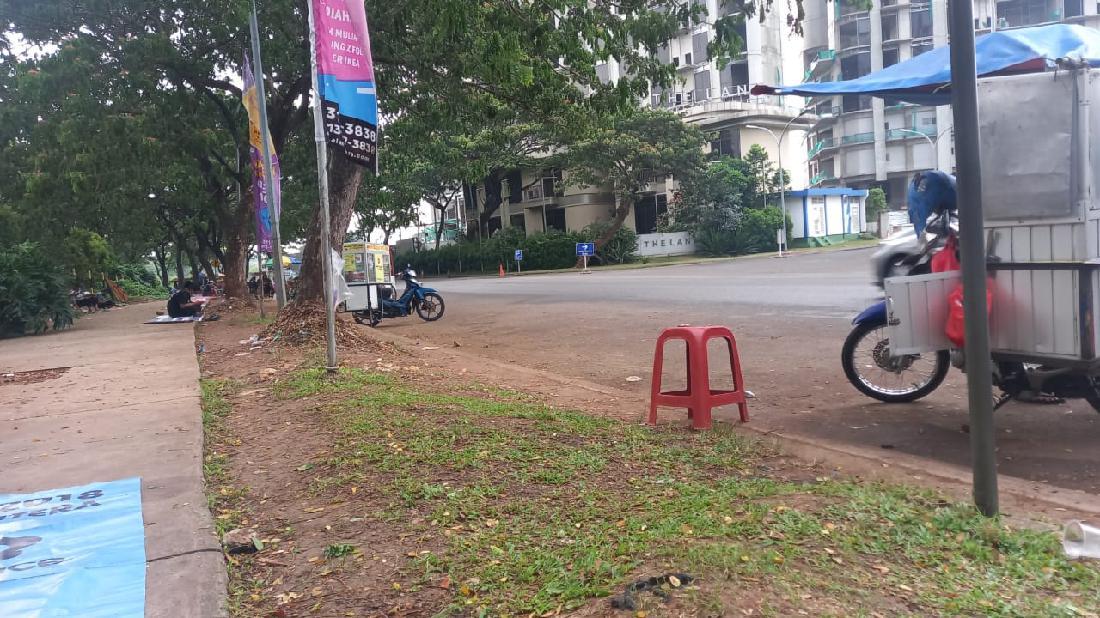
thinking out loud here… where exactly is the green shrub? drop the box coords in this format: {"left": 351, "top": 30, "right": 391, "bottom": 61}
{"left": 117, "top": 278, "right": 169, "bottom": 300}
{"left": 0, "top": 243, "right": 75, "bottom": 337}
{"left": 399, "top": 224, "right": 640, "bottom": 274}
{"left": 113, "top": 262, "right": 159, "bottom": 287}
{"left": 732, "top": 206, "right": 791, "bottom": 254}
{"left": 582, "top": 223, "right": 638, "bottom": 265}
{"left": 694, "top": 227, "right": 735, "bottom": 256}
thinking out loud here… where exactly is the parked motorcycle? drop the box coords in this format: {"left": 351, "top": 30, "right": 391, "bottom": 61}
{"left": 352, "top": 267, "right": 445, "bottom": 327}
{"left": 842, "top": 213, "right": 1100, "bottom": 410}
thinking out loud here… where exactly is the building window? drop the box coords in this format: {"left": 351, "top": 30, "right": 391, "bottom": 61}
{"left": 839, "top": 17, "right": 871, "bottom": 49}
{"left": 710, "top": 128, "right": 740, "bottom": 159}
{"left": 912, "top": 39, "right": 933, "bottom": 57}
{"left": 881, "top": 14, "right": 899, "bottom": 41}
{"left": 838, "top": 0, "right": 866, "bottom": 17}
{"left": 510, "top": 214, "right": 526, "bottom": 231}
{"left": 843, "top": 93, "right": 872, "bottom": 113}
{"left": 841, "top": 51, "right": 871, "bottom": 80}
{"left": 545, "top": 208, "right": 566, "bottom": 232}
{"left": 910, "top": 5, "right": 933, "bottom": 38}
{"left": 997, "top": 0, "right": 1060, "bottom": 27}
{"left": 883, "top": 47, "right": 900, "bottom": 68}
{"left": 1066, "top": 0, "right": 1084, "bottom": 17}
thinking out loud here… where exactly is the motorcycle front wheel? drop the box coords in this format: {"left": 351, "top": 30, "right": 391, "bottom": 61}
{"left": 415, "top": 293, "right": 445, "bottom": 322}
{"left": 841, "top": 321, "right": 950, "bottom": 403}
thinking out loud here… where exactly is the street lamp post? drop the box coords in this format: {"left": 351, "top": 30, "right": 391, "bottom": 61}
{"left": 747, "top": 109, "right": 812, "bottom": 256}
{"left": 893, "top": 127, "right": 936, "bottom": 150}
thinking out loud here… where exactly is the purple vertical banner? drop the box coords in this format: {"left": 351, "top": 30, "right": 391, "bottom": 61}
{"left": 312, "top": 0, "right": 379, "bottom": 171}
{"left": 241, "top": 54, "right": 282, "bottom": 252}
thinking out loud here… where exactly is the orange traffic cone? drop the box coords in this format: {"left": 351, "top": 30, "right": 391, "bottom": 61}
{"left": 499, "top": 263, "right": 506, "bottom": 278}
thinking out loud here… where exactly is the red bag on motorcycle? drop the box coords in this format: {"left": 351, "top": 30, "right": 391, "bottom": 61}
{"left": 931, "top": 236, "right": 960, "bottom": 273}
{"left": 945, "top": 280, "right": 994, "bottom": 348}
{"left": 932, "top": 236, "right": 989, "bottom": 347}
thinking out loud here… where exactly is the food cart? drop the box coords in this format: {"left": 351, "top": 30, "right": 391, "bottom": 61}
{"left": 340, "top": 242, "right": 394, "bottom": 320}
{"left": 887, "top": 65, "right": 1100, "bottom": 369}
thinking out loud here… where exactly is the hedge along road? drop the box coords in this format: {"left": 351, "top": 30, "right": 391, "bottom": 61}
{"left": 387, "top": 247, "right": 1100, "bottom": 497}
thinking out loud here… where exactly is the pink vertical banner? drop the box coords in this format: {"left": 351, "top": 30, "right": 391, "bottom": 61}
{"left": 311, "top": 0, "right": 378, "bottom": 171}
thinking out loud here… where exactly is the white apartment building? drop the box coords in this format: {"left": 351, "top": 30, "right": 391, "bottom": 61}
{"left": 465, "top": 2, "right": 812, "bottom": 237}
{"left": 804, "top": 0, "right": 1100, "bottom": 207}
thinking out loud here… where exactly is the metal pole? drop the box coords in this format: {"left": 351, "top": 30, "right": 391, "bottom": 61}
{"left": 249, "top": 2, "right": 287, "bottom": 309}
{"left": 306, "top": 0, "right": 339, "bottom": 371}
{"left": 949, "top": 0, "right": 998, "bottom": 516}
{"left": 897, "top": 128, "right": 936, "bottom": 151}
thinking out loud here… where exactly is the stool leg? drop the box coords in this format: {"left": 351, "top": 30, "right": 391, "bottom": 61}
{"left": 689, "top": 337, "right": 711, "bottom": 430}
{"left": 685, "top": 342, "right": 693, "bottom": 420}
{"left": 648, "top": 338, "right": 665, "bottom": 425}
{"left": 727, "top": 336, "right": 749, "bottom": 422}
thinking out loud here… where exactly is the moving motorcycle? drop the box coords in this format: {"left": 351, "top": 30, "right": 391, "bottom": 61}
{"left": 842, "top": 212, "right": 1100, "bottom": 411}
{"left": 352, "top": 267, "right": 445, "bottom": 327}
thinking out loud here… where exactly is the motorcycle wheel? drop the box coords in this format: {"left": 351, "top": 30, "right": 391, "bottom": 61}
{"left": 415, "top": 293, "right": 445, "bottom": 322}
{"left": 841, "top": 321, "right": 950, "bottom": 403}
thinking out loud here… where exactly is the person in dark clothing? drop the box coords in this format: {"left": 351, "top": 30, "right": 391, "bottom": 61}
{"left": 167, "top": 281, "right": 205, "bottom": 318}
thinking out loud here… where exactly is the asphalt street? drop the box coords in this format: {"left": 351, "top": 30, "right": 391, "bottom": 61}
{"left": 390, "top": 248, "right": 1100, "bottom": 495}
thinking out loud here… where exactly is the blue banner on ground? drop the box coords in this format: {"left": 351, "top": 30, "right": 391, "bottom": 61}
{"left": 0, "top": 478, "right": 146, "bottom": 618}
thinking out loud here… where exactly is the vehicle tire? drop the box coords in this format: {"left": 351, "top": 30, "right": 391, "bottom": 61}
{"left": 841, "top": 321, "right": 950, "bottom": 403}
{"left": 415, "top": 293, "right": 445, "bottom": 322}
{"left": 1082, "top": 376, "right": 1100, "bottom": 414}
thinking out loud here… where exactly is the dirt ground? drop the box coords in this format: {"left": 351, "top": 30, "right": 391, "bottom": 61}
{"left": 386, "top": 284, "right": 1100, "bottom": 500}
{"left": 196, "top": 301, "right": 1100, "bottom": 617}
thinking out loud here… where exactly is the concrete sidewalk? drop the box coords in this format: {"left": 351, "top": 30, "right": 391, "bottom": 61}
{"left": 0, "top": 303, "right": 224, "bottom": 617}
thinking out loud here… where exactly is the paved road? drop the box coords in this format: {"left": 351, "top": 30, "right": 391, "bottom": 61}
{"left": 0, "top": 304, "right": 224, "bottom": 617}
{"left": 391, "top": 248, "right": 1100, "bottom": 495}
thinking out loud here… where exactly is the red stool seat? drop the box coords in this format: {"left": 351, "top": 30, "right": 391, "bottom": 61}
{"left": 648, "top": 326, "right": 749, "bottom": 430}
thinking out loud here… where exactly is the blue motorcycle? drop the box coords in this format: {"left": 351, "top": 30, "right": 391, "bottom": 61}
{"left": 352, "top": 267, "right": 445, "bottom": 327}
{"left": 841, "top": 214, "right": 951, "bottom": 403}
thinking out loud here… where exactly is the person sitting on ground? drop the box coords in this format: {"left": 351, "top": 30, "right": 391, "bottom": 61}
{"left": 167, "top": 281, "right": 205, "bottom": 318}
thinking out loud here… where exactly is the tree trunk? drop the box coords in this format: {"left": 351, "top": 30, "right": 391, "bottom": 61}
{"left": 577, "top": 196, "right": 632, "bottom": 268}
{"left": 479, "top": 170, "right": 505, "bottom": 237}
{"left": 596, "top": 196, "right": 632, "bottom": 248}
{"left": 173, "top": 240, "right": 186, "bottom": 285}
{"left": 198, "top": 255, "right": 217, "bottom": 280}
{"left": 434, "top": 206, "right": 444, "bottom": 250}
{"left": 154, "top": 245, "right": 169, "bottom": 288}
{"left": 218, "top": 191, "right": 255, "bottom": 299}
{"left": 294, "top": 153, "right": 366, "bottom": 304}
{"left": 187, "top": 250, "right": 201, "bottom": 281}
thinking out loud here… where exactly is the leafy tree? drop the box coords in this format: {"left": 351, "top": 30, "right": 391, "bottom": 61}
{"left": 63, "top": 229, "right": 115, "bottom": 289}
{"left": 566, "top": 110, "right": 707, "bottom": 252}
{"left": 2, "top": 0, "right": 782, "bottom": 308}
{"left": 867, "top": 186, "right": 888, "bottom": 220}
{"left": 0, "top": 243, "right": 75, "bottom": 337}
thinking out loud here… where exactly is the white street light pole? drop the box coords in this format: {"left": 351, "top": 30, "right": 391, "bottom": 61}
{"left": 893, "top": 127, "right": 936, "bottom": 150}
{"left": 747, "top": 110, "right": 811, "bottom": 256}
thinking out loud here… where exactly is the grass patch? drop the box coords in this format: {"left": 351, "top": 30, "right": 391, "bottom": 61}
{"left": 268, "top": 367, "right": 1100, "bottom": 616}
{"left": 200, "top": 378, "right": 246, "bottom": 536}
{"left": 273, "top": 366, "right": 392, "bottom": 400}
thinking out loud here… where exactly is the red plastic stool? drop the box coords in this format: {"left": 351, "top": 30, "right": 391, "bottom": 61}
{"left": 648, "top": 326, "right": 749, "bottom": 429}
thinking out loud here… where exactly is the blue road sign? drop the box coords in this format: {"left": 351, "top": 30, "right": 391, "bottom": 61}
{"left": 576, "top": 243, "right": 595, "bottom": 257}
{"left": 514, "top": 249, "right": 524, "bottom": 261}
